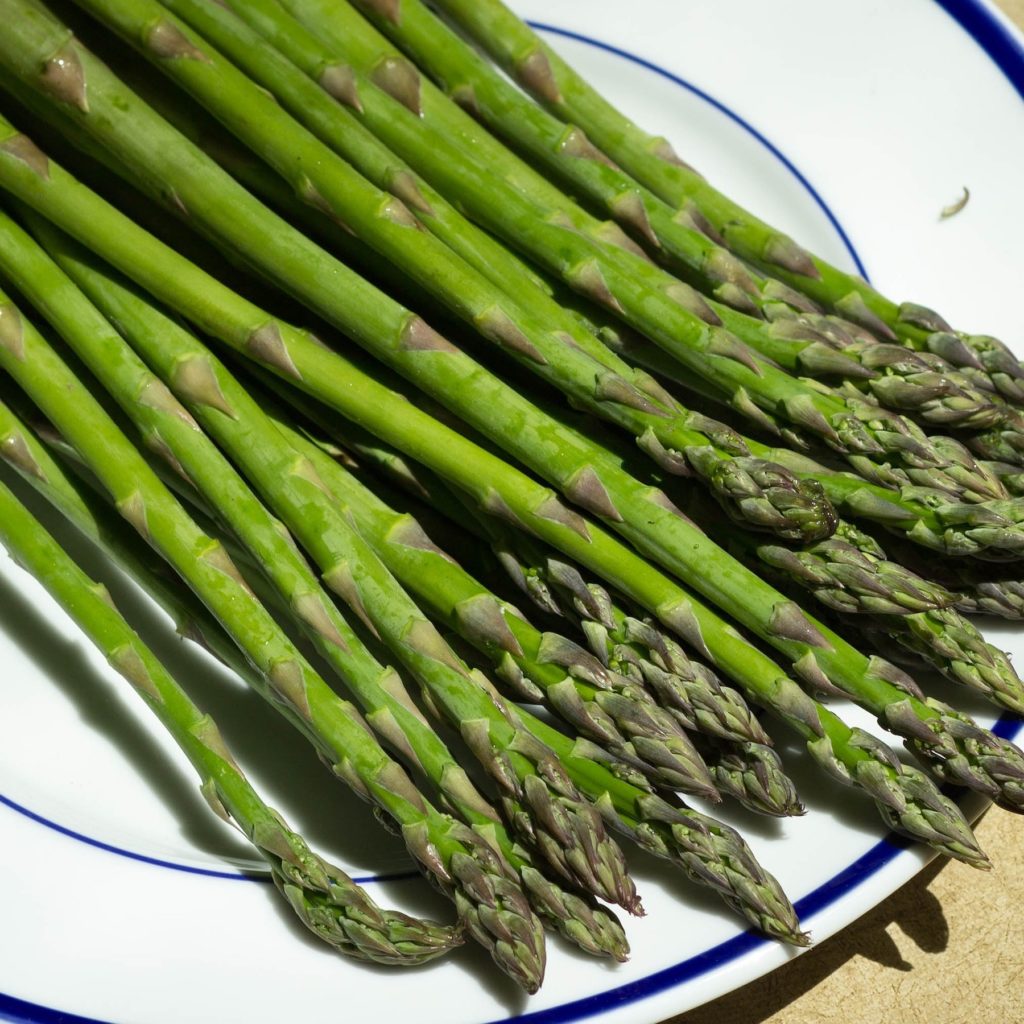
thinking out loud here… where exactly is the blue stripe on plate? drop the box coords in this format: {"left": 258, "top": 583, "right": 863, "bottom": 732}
{"left": 3, "top": 2, "right": 1021, "bottom": 1021}
{"left": 936, "top": 0, "right": 1024, "bottom": 99}
{"left": 527, "top": 23, "right": 870, "bottom": 282}
{"left": 0, "top": 792, "right": 419, "bottom": 885}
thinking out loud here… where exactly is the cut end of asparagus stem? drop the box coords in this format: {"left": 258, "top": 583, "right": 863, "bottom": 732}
{"left": 704, "top": 741, "right": 805, "bottom": 818}
{"left": 407, "top": 819, "right": 547, "bottom": 992}
{"left": 519, "top": 864, "right": 630, "bottom": 962}
{"left": 618, "top": 792, "right": 807, "bottom": 944}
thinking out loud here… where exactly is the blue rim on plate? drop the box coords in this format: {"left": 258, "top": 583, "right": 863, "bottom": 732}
{"left": 2, "top": 1, "right": 1021, "bottom": 1021}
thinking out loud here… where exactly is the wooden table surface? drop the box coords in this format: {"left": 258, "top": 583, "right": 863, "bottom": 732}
{"left": 668, "top": 4, "right": 1024, "bottom": 1021}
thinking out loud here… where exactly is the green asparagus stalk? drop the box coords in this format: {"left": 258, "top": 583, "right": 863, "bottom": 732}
{"left": 0, "top": 102, "right": 994, "bottom": 857}
{"left": 8, "top": 391, "right": 629, "bottom": 965}
{"left": 970, "top": 424, "right": 1024, "bottom": 469}
{"left": 292, "top": 421, "right": 788, "bottom": 803}
{"left": 207, "top": 0, "right": 1009, "bottom": 502}
{"left": 0, "top": 465, "right": 462, "bottom": 966}
{"left": 426, "top": 0, "right": 1024, "bottom": 403}
{"left": 67, "top": 0, "right": 833, "bottom": 545}
{"left": 875, "top": 608, "right": 1024, "bottom": 718}
{"left": 0, "top": 283, "right": 546, "bottom": 991}
{"left": 25, "top": 211, "right": 640, "bottom": 915}
{"left": 416, "top": 466, "right": 774, "bottom": 749}
{"left": 10, "top": 205, "right": 632, "bottom": 954}
{"left": 522, "top": 704, "right": 983, "bottom": 898}
{"left": 335, "top": 0, "right": 1002, "bottom": 433}
{"left": 511, "top": 705, "right": 811, "bottom": 945}
{"left": 0, "top": 392, "right": 805, "bottom": 942}
{"left": 264, "top": 394, "right": 806, "bottom": 818}
{"left": 718, "top": 518, "right": 959, "bottom": 618}
{"left": 697, "top": 739, "right": 805, "bottom": 819}
{"left": 405, "top": 495, "right": 802, "bottom": 817}
{"left": 955, "top": 580, "right": 1024, "bottom": 620}
{"left": 258, "top": 399, "right": 719, "bottom": 799}
{"left": 723, "top": 510, "right": 1024, "bottom": 717}
{"left": 599, "top": 324, "right": 1024, "bottom": 560}
{"left": 878, "top": 544, "right": 1024, "bottom": 621}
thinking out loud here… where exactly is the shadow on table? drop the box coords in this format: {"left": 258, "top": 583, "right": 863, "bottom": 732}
{"left": 670, "top": 852, "right": 955, "bottom": 1024}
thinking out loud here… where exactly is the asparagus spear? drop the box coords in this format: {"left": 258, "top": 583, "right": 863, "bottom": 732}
{"left": 408, "top": 463, "right": 773, "bottom": 749}
{"left": 876, "top": 608, "right": 1024, "bottom": 718}
{"left": 191, "top": 0, "right": 1010, "bottom": 502}
{"left": 510, "top": 703, "right": 811, "bottom": 944}
{"left": 259, "top": 392, "right": 803, "bottom": 817}
{"left": 25, "top": 211, "right": 640, "bottom": 914}
{"left": 0, "top": 107, "right": 996, "bottom": 855}
{"left": 256, "top": 398, "right": 719, "bottom": 798}
{"left": 0, "top": 391, "right": 807, "bottom": 942}
{"left": 0, "top": 284, "right": 546, "bottom": 990}
{"left": 282, "top": 412, "right": 802, "bottom": 821}
{"left": 333, "top": 0, "right": 1001, "bottom": 433}
{"left": 9, "top": 205, "right": 632, "bottom": 953}
{"left": 876, "top": 544, "right": 1024, "bottom": 621}
{"left": 723, "top": 511, "right": 1024, "bottom": 717}
{"left": 955, "top": 580, "right": 1024, "bottom": 620}
{"left": 599, "top": 324, "right": 1024, "bottom": 560}
{"left": 719, "top": 518, "right": 958, "bottom": 618}
{"left": 7, "top": 391, "right": 630, "bottom": 965}
{"left": 697, "top": 740, "right": 805, "bottom": 819}
{"left": 426, "top": 0, "right": 1024, "bottom": 403}
{"left": 0, "top": 466, "right": 462, "bottom": 966}
{"left": 68, "top": 0, "right": 833, "bottom": 545}
{"left": 395, "top": 493, "right": 802, "bottom": 818}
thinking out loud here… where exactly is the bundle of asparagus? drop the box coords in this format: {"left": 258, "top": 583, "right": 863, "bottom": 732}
{"left": 0, "top": 0, "right": 1019, "bottom": 995}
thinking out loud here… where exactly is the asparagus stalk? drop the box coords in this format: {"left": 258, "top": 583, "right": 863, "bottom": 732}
{"left": 336, "top": 0, "right": 1002, "bottom": 433}
{"left": 509, "top": 702, "right": 810, "bottom": 944}
{"left": 0, "top": 464, "right": 462, "bottom": 966}
{"left": 71, "top": 0, "right": 832, "bottom": 545}
{"left": 955, "top": 580, "right": 1024, "bottom": 620}
{"left": 260, "top": 399, "right": 720, "bottom": 798}
{"left": 0, "top": 106, "right": 995, "bottom": 858}
{"left": 8, "top": 392, "right": 629, "bottom": 965}
{"left": 718, "top": 518, "right": 959, "bottom": 618}
{"left": 197, "top": 0, "right": 1010, "bottom": 502}
{"left": 600, "top": 324, "right": 1024, "bottom": 560}
{"left": 697, "top": 740, "right": 805, "bottom": 819}
{"left": 266, "top": 394, "right": 804, "bottom": 817}
{"left": 875, "top": 608, "right": 1024, "bottom": 718}
{"left": 404, "top": 494, "right": 802, "bottom": 817}
{"left": 417, "top": 466, "right": 774, "bottom": 749}
{"left": 877, "top": 544, "right": 1024, "bottom": 621}
{"left": 289, "top": 417, "right": 794, "bottom": 819}
{"left": 10, "top": 206, "right": 631, "bottom": 954}
{"left": 25, "top": 212, "right": 639, "bottom": 914}
{"left": 426, "top": 0, "right": 1024, "bottom": 403}
{"left": 0, "top": 391, "right": 806, "bottom": 942}
{"left": 0, "top": 282, "right": 546, "bottom": 991}
{"left": 722, "top": 510, "right": 1024, "bottom": 717}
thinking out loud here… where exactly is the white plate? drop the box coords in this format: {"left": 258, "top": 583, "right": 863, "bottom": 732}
{"left": 1, "top": 1, "right": 1023, "bottom": 1022}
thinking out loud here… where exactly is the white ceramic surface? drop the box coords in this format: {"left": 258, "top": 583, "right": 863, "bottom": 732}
{"left": 1, "top": 2, "right": 1022, "bottom": 1022}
